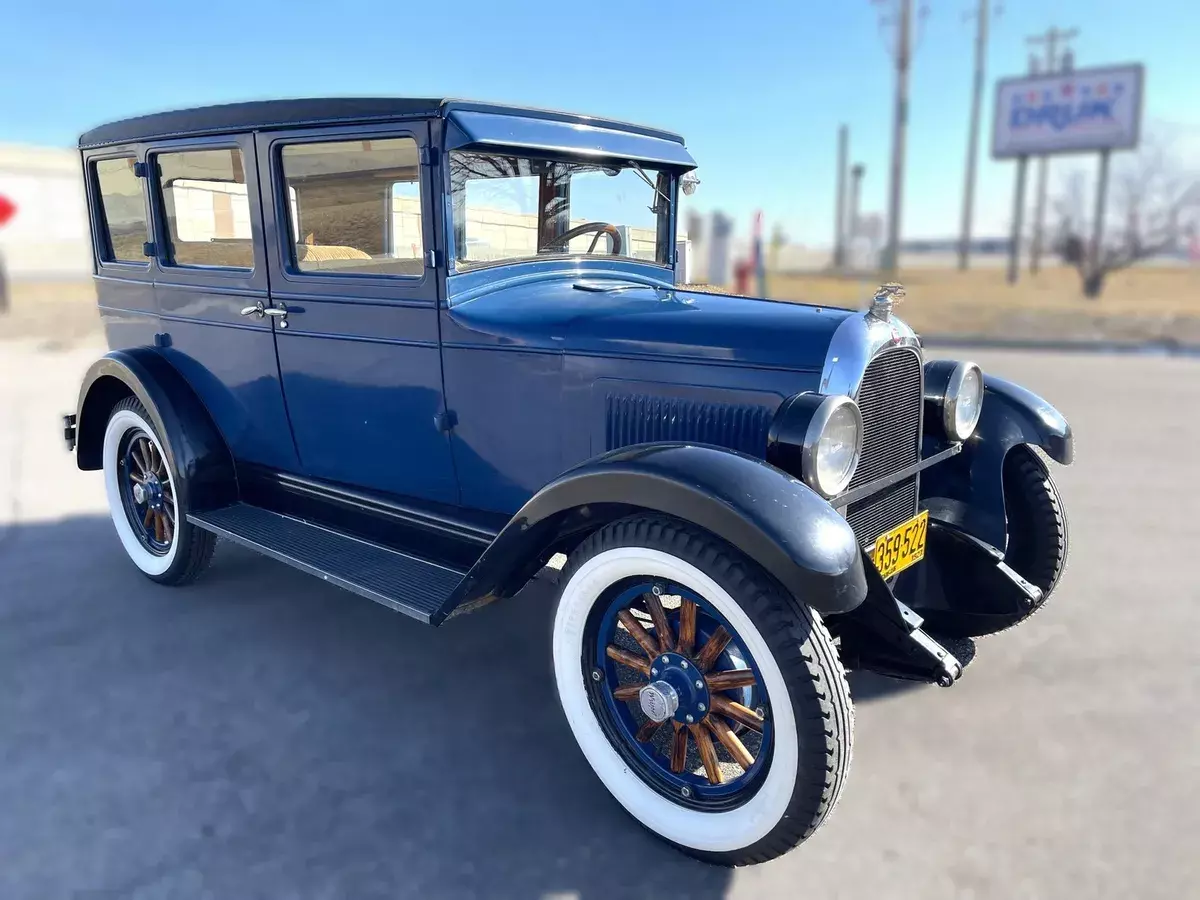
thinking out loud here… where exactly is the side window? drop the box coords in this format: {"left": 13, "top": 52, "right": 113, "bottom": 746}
{"left": 281, "top": 137, "right": 424, "bottom": 276}
{"left": 93, "top": 157, "right": 148, "bottom": 263}
{"left": 157, "top": 148, "right": 253, "bottom": 269}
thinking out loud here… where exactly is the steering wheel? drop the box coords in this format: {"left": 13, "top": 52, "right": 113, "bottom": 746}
{"left": 542, "top": 222, "right": 623, "bottom": 256}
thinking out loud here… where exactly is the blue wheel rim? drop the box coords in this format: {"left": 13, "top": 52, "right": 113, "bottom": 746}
{"left": 584, "top": 578, "right": 774, "bottom": 810}
{"left": 117, "top": 427, "right": 174, "bottom": 556}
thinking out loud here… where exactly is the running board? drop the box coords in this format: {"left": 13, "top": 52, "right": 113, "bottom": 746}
{"left": 188, "top": 503, "right": 466, "bottom": 625}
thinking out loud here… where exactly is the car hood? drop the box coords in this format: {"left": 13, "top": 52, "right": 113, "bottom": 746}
{"left": 446, "top": 277, "right": 857, "bottom": 371}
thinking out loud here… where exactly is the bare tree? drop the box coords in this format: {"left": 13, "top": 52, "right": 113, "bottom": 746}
{"left": 1052, "top": 132, "right": 1200, "bottom": 297}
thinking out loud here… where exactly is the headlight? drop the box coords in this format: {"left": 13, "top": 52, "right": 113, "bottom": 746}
{"left": 925, "top": 360, "right": 984, "bottom": 441}
{"left": 802, "top": 396, "right": 863, "bottom": 497}
{"left": 948, "top": 363, "right": 984, "bottom": 439}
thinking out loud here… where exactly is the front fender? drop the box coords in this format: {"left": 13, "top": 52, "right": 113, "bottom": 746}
{"left": 75, "top": 348, "right": 236, "bottom": 513}
{"left": 922, "top": 374, "right": 1072, "bottom": 549}
{"left": 442, "top": 443, "right": 868, "bottom": 622}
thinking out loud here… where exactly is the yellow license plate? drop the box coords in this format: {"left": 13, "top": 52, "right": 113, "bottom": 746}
{"left": 871, "top": 510, "right": 929, "bottom": 579}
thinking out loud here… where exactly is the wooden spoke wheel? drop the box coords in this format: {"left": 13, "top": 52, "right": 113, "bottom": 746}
{"left": 553, "top": 515, "right": 854, "bottom": 866}
{"left": 592, "top": 580, "right": 772, "bottom": 809}
{"left": 117, "top": 427, "right": 176, "bottom": 556}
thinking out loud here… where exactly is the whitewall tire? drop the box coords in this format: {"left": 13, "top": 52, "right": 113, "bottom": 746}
{"left": 552, "top": 515, "right": 854, "bottom": 866}
{"left": 102, "top": 397, "right": 215, "bottom": 585}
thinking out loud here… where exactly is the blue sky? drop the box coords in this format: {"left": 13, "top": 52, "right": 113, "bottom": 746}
{"left": 3, "top": 0, "right": 1194, "bottom": 245}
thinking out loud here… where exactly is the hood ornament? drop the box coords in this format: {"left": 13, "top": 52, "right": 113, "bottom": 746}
{"left": 869, "top": 282, "right": 906, "bottom": 322}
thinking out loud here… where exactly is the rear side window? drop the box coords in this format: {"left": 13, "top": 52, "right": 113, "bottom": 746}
{"left": 94, "top": 157, "right": 148, "bottom": 263}
{"left": 281, "top": 137, "right": 424, "bottom": 276}
{"left": 157, "top": 149, "right": 253, "bottom": 269}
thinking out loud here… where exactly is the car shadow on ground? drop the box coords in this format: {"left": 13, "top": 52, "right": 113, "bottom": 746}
{"left": 0, "top": 514, "right": 917, "bottom": 899}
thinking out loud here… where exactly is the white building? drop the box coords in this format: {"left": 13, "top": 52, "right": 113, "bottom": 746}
{"left": 0, "top": 144, "right": 91, "bottom": 281}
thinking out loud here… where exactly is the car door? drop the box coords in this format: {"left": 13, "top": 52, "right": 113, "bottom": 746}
{"left": 146, "top": 135, "right": 300, "bottom": 469}
{"left": 255, "top": 122, "right": 458, "bottom": 505}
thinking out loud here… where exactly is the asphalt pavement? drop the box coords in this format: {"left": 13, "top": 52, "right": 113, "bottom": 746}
{"left": 1, "top": 336, "right": 1197, "bottom": 899}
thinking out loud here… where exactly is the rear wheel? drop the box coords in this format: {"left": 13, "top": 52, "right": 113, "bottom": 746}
{"left": 552, "top": 515, "right": 853, "bottom": 865}
{"left": 102, "top": 397, "right": 215, "bottom": 585}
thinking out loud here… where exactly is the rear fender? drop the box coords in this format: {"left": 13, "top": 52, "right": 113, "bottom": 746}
{"left": 75, "top": 348, "right": 236, "bottom": 513}
{"left": 440, "top": 443, "right": 868, "bottom": 622}
{"left": 921, "top": 374, "right": 1072, "bottom": 550}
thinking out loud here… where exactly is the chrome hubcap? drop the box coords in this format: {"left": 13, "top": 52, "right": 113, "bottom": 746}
{"left": 639, "top": 680, "right": 680, "bottom": 723}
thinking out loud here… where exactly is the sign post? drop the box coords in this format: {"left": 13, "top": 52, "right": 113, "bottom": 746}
{"left": 1006, "top": 156, "right": 1029, "bottom": 284}
{"left": 1089, "top": 148, "right": 1112, "bottom": 276}
{"left": 0, "top": 194, "right": 15, "bottom": 315}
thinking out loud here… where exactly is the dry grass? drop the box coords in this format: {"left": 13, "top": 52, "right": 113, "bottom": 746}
{"left": 765, "top": 265, "right": 1200, "bottom": 344}
{"left": 4, "top": 265, "right": 1199, "bottom": 346}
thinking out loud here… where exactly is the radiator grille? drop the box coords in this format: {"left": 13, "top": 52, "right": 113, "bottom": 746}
{"left": 844, "top": 346, "right": 923, "bottom": 545}
{"left": 606, "top": 394, "right": 773, "bottom": 455}
{"left": 846, "top": 477, "right": 919, "bottom": 547}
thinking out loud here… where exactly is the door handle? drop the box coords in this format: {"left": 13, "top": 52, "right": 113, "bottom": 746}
{"left": 239, "top": 301, "right": 289, "bottom": 328}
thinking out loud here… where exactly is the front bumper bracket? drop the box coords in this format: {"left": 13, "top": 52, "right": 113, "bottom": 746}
{"left": 828, "top": 556, "right": 971, "bottom": 687}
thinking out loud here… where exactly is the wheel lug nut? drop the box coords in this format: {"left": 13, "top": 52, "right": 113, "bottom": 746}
{"left": 681, "top": 661, "right": 688, "bottom": 669}
{"left": 685, "top": 714, "right": 694, "bottom": 723}
{"left": 591, "top": 669, "right": 602, "bottom": 682}
{"left": 695, "top": 680, "right": 703, "bottom": 688}
{"left": 651, "top": 668, "right": 658, "bottom": 676}
{"left": 698, "top": 703, "right": 706, "bottom": 712}
{"left": 681, "top": 786, "right": 692, "bottom": 799}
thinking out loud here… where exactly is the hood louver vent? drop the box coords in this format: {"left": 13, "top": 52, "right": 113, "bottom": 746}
{"left": 606, "top": 394, "right": 773, "bottom": 456}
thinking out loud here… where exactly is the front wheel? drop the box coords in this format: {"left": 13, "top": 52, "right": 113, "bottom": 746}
{"left": 102, "top": 397, "right": 215, "bottom": 585}
{"left": 1003, "top": 445, "right": 1068, "bottom": 599}
{"left": 552, "top": 516, "right": 853, "bottom": 866}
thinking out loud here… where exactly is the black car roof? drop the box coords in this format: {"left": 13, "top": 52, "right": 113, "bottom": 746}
{"left": 78, "top": 98, "right": 685, "bottom": 149}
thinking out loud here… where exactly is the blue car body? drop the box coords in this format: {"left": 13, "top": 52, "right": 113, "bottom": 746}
{"left": 69, "top": 98, "right": 1072, "bottom": 684}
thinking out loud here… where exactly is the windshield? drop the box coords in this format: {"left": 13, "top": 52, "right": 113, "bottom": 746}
{"left": 449, "top": 151, "right": 674, "bottom": 270}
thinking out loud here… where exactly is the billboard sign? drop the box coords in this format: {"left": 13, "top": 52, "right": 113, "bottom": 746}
{"left": 992, "top": 64, "right": 1144, "bottom": 158}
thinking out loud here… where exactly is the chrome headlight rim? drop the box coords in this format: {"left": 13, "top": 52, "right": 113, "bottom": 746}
{"left": 943, "top": 361, "right": 984, "bottom": 441}
{"left": 801, "top": 394, "right": 863, "bottom": 499}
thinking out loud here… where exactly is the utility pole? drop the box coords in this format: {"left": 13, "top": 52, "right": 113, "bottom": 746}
{"left": 1027, "top": 26, "right": 1079, "bottom": 274}
{"left": 957, "top": 0, "right": 994, "bottom": 271}
{"left": 833, "top": 125, "right": 849, "bottom": 270}
{"left": 848, "top": 164, "right": 866, "bottom": 271}
{"left": 849, "top": 165, "right": 866, "bottom": 246}
{"left": 878, "top": 0, "right": 914, "bottom": 274}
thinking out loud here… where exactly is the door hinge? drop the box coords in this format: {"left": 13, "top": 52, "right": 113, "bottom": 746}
{"left": 426, "top": 249, "right": 438, "bottom": 268}
{"left": 142, "top": 241, "right": 156, "bottom": 258}
{"left": 434, "top": 409, "right": 458, "bottom": 433}
{"left": 132, "top": 161, "right": 149, "bottom": 178}
{"left": 419, "top": 146, "right": 439, "bottom": 167}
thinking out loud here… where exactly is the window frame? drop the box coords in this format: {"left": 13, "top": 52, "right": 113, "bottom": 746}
{"left": 87, "top": 147, "right": 152, "bottom": 272}
{"left": 444, "top": 148, "right": 679, "bottom": 275}
{"left": 262, "top": 122, "right": 437, "bottom": 303}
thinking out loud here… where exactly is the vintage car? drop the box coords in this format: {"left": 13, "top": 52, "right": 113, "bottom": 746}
{"left": 66, "top": 98, "right": 1071, "bottom": 865}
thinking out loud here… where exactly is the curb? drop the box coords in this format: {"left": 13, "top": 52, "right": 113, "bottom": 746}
{"left": 920, "top": 334, "right": 1200, "bottom": 357}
